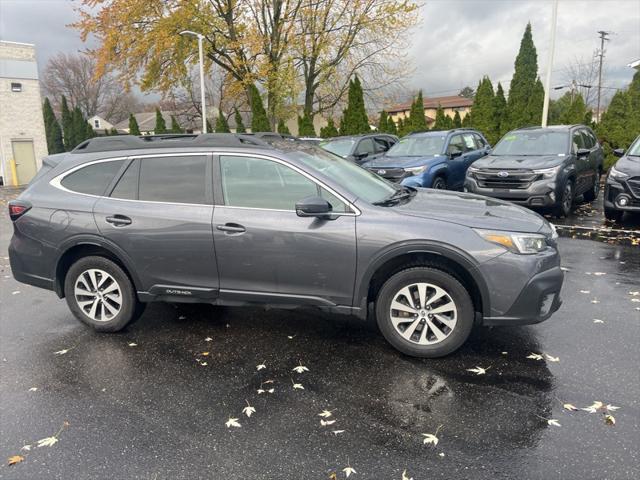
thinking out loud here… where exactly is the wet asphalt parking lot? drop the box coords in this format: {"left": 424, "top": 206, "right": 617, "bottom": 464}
{"left": 0, "top": 188, "right": 639, "bottom": 480}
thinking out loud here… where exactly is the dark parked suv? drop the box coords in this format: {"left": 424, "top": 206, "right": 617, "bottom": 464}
{"left": 465, "top": 125, "right": 604, "bottom": 217}
{"left": 9, "top": 134, "right": 563, "bottom": 358}
{"left": 604, "top": 135, "right": 640, "bottom": 222}
{"left": 319, "top": 134, "right": 398, "bottom": 164}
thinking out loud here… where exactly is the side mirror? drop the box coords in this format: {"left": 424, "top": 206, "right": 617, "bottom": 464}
{"left": 576, "top": 148, "right": 590, "bottom": 157}
{"left": 295, "top": 196, "right": 332, "bottom": 217}
{"left": 449, "top": 150, "right": 463, "bottom": 159}
{"left": 613, "top": 148, "right": 625, "bottom": 157}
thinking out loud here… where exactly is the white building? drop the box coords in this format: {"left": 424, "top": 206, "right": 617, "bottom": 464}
{"left": 88, "top": 115, "right": 114, "bottom": 135}
{"left": 0, "top": 41, "right": 47, "bottom": 186}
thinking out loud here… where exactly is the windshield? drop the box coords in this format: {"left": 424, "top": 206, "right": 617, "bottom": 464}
{"left": 319, "top": 138, "right": 355, "bottom": 158}
{"left": 493, "top": 131, "right": 568, "bottom": 156}
{"left": 627, "top": 137, "right": 640, "bottom": 156}
{"left": 279, "top": 144, "right": 397, "bottom": 204}
{"left": 386, "top": 135, "right": 446, "bottom": 157}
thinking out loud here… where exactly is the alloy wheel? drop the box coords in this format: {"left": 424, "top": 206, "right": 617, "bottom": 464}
{"left": 562, "top": 183, "right": 573, "bottom": 214}
{"left": 389, "top": 282, "right": 458, "bottom": 345}
{"left": 74, "top": 269, "right": 122, "bottom": 322}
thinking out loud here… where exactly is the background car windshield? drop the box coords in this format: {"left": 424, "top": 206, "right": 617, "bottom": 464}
{"left": 627, "top": 137, "right": 640, "bottom": 156}
{"left": 492, "top": 131, "right": 568, "bottom": 156}
{"left": 319, "top": 138, "right": 355, "bottom": 157}
{"left": 386, "top": 136, "right": 446, "bottom": 157}
{"left": 285, "top": 146, "right": 397, "bottom": 204}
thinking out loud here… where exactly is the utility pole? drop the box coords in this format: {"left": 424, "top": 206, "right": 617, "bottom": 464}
{"left": 542, "top": 0, "right": 559, "bottom": 127}
{"left": 595, "top": 30, "right": 610, "bottom": 123}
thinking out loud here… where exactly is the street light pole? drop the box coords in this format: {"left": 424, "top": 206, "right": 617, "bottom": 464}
{"left": 541, "top": 0, "right": 559, "bottom": 127}
{"left": 180, "top": 30, "right": 207, "bottom": 133}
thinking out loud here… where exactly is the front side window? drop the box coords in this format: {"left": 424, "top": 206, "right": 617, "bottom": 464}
{"left": 447, "top": 135, "right": 465, "bottom": 155}
{"left": 462, "top": 133, "right": 477, "bottom": 152}
{"left": 61, "top": 160, "right": 125, "bottom": 195}
{"left": 572, "top": 131, "right": 586, "bottom": 152}
{"left": 355, "top": 138, "right": 376, "bottom": 156}
{"left": 138, "top": 155, "right": 208, "bottom": 204}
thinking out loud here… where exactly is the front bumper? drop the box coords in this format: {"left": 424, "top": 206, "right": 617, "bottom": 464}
{"left": 603, "top": 177, "right": 640, "bottom": 212}
{"left": 465, "top": 176, "right": 558, "bottom": 208}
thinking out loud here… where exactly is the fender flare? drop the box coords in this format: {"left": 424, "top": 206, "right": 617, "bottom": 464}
{"left": 353, "top": 240, "right": 491, "bottom": 316}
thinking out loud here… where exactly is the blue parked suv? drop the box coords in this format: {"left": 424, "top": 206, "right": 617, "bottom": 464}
{"left": 362, "top": 129, "right": 490, "bottom": 190}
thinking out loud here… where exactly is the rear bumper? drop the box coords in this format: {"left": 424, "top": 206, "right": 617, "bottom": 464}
{"left": 482, "top": 266, "right": 564, "bottom": 326}
{"left": 9, "top": 242, "right": 55, "bottom": 291}
{"left": 464, "top": 177, "right": 558, "bottom": 208}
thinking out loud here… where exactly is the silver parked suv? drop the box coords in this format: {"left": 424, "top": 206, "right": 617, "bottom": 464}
{"left": 9, "top": 134, "right": 564, "bottom": 357}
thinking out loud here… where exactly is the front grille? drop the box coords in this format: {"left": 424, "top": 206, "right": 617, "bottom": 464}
{"left": 627, "top": 177, "right": 640, "bottom": 198}
{"left": 473, "top": 169, "right": 539, "bottom": 189}
{"left": 367, "top": 167, "right": 409, "bottom": 183}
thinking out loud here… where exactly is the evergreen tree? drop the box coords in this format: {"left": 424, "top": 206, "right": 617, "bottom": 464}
{"left": 234, "top": 108, "right": 246, "bottom": 133}
{"left": 277, "top": 118, "right": 291, "bottom": 135}
{"left": 459, "top": 86, "right": 475, "bottom": 99}
{"left": 60, "top": 95, "right": 74, "bottom": 151}
{"left": 320, "top": 118, "right": 339, "bottom": 138}
{"left": 462, "top": 112, "right": 472, "bottom": 127}
{"left": 249, "top": 84, "right": 270, "bottom": 132}
{"left": 215, "top": 114, "right": 231, "bottom": 133}
{"left": 170, "top": 115, "right": 183, "bottom": 133}
{"left": 505, "top": 23, "right": 539, "bottom": 131}
{"left": 110, "top": 127, "right": 119, "bottom": 135}
{"left": 412, "top": 91, "right": 428, "bottom": 132}
{"left": 42, "top": 97, "right": 64, "bottom": 154}
{"left": 469, "top": 76, "right": 496, "bottom": 140}
{"left": 397, "top": 117, "right": 408, "bottom": 137}
{"left": 525, "top": 78, "right": 545, "bottom": 126}
{"left": 453, "top": 111, "right": 462, "bottom": 128}
{"left": 492, "top": 82, "right": 507, "bottom": 140}
{"left": 206, "top": 118, "right": 213, "bottom": 134}
{"left": 378, "top": 110, "right": 389, "bottom": 133}
{"left": 297, "top": 112, "right": 316, "bottom": 136}
{"left": 154, "top": 108, "right": 167, "bottom": 134}
{"left": 387, "top": 117, "right": 398, "bottom": 136}
{"left": 128, "top": 114, "right": 141, "bottom": 135}
{"left": 432, "top": 105, "right": 452, "bottom": 130}
{"left": 550, "top": 92, "right": 588, "bottom": 125}
{"left": 341, "top": 76, "right": 370, "bottom": 135}
{"left": 338, "top": 113, "right": 347, "bottom": 135}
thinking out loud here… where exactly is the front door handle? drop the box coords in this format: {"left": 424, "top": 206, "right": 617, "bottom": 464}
{"left": 106, "top": 215, "right": 132, "bottom": 227}
{"left": 216, "top": 223, "right": 246, "bottom": 233}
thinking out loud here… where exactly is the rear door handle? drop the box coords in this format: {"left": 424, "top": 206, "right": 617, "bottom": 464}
{"left": 106, "top": 215, "right": 132, "bottom": 227}
{"left": 216, "top": 223, "right": 246, "bottom": 233}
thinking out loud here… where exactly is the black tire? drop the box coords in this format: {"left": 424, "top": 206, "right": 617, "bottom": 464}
{"left": 584, "top": 171, "right": 601, "bottom": 202}
{"left": 604, "top": 207, "right": 623, "bottom": 223}
{"left": 64, "top": 256, "right": 143, "bottom": 332}
{"left": 553, "top": 179, "right": 574, "bottom": 218}
{"left": 431, "top": 176, "right": 447, "bottom": 190}
{"left": 375, "top": 267, "right": 474, "bottom": 358}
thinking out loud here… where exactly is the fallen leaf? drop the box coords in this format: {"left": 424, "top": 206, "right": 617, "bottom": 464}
{"left": 343, "top": 466, "right": 356, "bottom": 478}
{"left": 37, "top": 436, "right": 58, "bottom": 447}
{"left": 527, "top": 353, "right": 544, "bottom": 360}
{"left": 329, "top": 473, "right": 337, "bottom": 480}
{"left": 20, "top": 445, "right": 31, "bottom": 452}
{"left": 243, "top": 406, "right": 256, "bottom": 418}
{"left": 439, "top": 452, "right": 445, "bottom": 457}
{"left": 422, "top": 433, "right": 439, "bottom": 446}
{"left": 547, "top": 419, "right": 561, "bottom": 427}
{"left": 321, "top": 419, "right": 336, "bottom": 426}
{"left": 293, "top": 383, "right": 304, "bottom": 390}
{"left": 631, "top": 298, "right": 640, "bottom": 303}
{"left": 53, "top": 349, "right": 70, "bottom": 355}
{"left": 201, "top": 352, "right": 210, "bottom": 356}
{"left": 593, "top": 272, "right": 606, "bottom": 276}
{"left": 332, "top": 430, "right": 345, "bottom": 435}
{"left": 604, "top": 414, "right": 615, "bottom": 425}
{"left": 204, "top": 337, "right": 213, "bottom": 342}
{"left": 544, "top": 354, "right": 560, "bottom": 362}
{"left": 256, "top": 364, "right": 266, "bottom": 371}
{"left": 128, "top": 342, "right": 137, "bottom": 347}
{"left": 501, "top": 351, "right": 508, "bottom": 355}
{"left": 467, "top": 366, "right": 488, "bottom": 375}
{"left": 591, "top": 299, "right": 600, "bottom": 304}
{"left": 178, "top": 315, "right": 186, "bottom": 320}
{"left": 28, "top": 387, "right": 38, "bottom": 392}
{"left": 287, "top": 335, "right": 295, "bottom": 340}
{"left": 292, "top": 363, "right": 309, "bottom": 374}
{"left": 318, "top": 410, "right": 333, "bottom": 418}
{"left": 593, "top": 319, "right": 605, "bottom": 324}
{"left": 402, "top": 470, "right": 413, "bottom": 480}
{"left": 629, "top": 291, "right": 639, "bottom": 296}
{"left": 579, "top": 290, "right": 590, "bottom": 294}
{"left": 12, "top": 291, "right": 20, "bottom": 295}
{"left": 225, "top": 417, "right": 241, "bottom": 428}
{"left": 605, "top": 404, "right": 620, "bottom": 411}
{"left": 7, "top": 455, "right": 24, "bottom": 466}
{"left": 563, "top": 403, "right": 578, "bottom": 411}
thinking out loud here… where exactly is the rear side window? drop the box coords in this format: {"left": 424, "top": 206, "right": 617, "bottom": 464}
{"left": 138, "top": 156, "right": 208, "bottom": 204}
{"left": 61, "top": 160, "right": 125, "bottom": 195}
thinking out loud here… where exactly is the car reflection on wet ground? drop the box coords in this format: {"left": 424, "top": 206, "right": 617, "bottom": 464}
{"left": 0, "top": 189, "right": 638, "bottom": 479}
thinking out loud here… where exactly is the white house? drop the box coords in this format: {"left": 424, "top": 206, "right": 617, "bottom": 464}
{"left": 88, "top": 115, "right": 114, "bottom": 135}
{"left": 0, "top": 40, "right": 47, "bottom": 186}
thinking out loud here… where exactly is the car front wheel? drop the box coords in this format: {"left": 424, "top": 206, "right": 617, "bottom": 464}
{"left": 553, "top": 180, "right": 574, "bottom": 218}
{"left": 431, "top": 176, "right": 447, "bottom": 190}
{"left": 375, "top": 267, "right": 474, "bottom": 357}
{"left": 64, "top": 256, "right": 144, "bottom": 332}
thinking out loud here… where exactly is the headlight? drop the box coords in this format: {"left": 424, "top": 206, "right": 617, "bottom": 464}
{"left": 404, "top": 165, "right": 428, "bottom": 176}
{"left": 608, "top": 165, "right": 629, "bottom": 180}
{"left": 474, "top": 229, "right": 548, "bottom": 254}
{"left": 533, "top": 165, "right": 562, "bottom": 179}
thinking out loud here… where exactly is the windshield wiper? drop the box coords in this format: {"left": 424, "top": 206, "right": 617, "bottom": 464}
{"left": 373, "top": 186, "right": 416, "bottom": 206}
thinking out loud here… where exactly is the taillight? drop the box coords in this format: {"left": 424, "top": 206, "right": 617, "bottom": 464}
{"left": 8, "top": 201, "right": 31, "bottom": 221}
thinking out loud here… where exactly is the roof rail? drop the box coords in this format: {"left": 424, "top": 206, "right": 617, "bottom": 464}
{"left": 71, "top": 133, "right": 272, "bottom": 154}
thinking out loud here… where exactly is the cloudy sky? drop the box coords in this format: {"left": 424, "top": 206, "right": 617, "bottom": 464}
{"left": 1, "top": 0, "right": 638, "bottom": 106}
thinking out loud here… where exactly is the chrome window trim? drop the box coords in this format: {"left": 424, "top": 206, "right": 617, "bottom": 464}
{"left": 216, "top": 151, "right": 361, "bottom": 216}
{"left": 50, "top": 156, "right": 129, "bottom": 199}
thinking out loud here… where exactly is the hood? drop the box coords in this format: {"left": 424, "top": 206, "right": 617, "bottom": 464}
{"left": 614, "top": 154, "right": 640, "bottom": 175}
{"left": 473, "top": 154, "right": 565, "bottom": 170}
{"left": 362, "top": 154, "right": 442, "bottom": 169}
{"left": 393, "top": 189, "right": 546, "bottom": 232}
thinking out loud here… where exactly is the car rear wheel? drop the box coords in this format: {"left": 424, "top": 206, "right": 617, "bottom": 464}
{"left": 431, "top": 176, "right": 447, "bottom": 190}
{"left": 584, "top": 172, "right": 601, "bottom": 202}
{"left": 64, "top": 256, "right": 144, "bottom": 332}
{"left": 553, "top": 180, "right": 574, "bottom": 218}
{"left": 604, "top": 207, "right": 623, "bottom": 223}
{"left": 375, "top": 267, "right": 474, "bottom": 357}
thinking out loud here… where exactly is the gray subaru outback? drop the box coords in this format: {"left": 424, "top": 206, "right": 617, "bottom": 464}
{"left": 9, "top": 134, "right": 563, "bottom": 357}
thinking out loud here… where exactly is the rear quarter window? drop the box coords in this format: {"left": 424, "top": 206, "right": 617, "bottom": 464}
{"left": 60, "top": 160, "right": 125, "bottom": 196}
